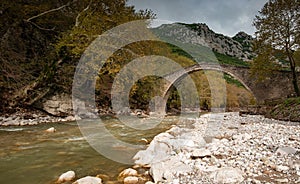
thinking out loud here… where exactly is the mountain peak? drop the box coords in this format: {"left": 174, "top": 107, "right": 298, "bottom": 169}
{"left": 153, "top": 22, "right": 254, "bottom": 61}
{"left": 233, "top": 31, "right": 253, "bottom": 40}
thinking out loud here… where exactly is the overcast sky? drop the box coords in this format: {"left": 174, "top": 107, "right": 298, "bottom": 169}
{"left": 128, "top": 0, "right": 268, "bottom": 37}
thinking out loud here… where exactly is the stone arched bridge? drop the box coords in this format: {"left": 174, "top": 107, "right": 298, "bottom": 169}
{"left": 153, "top": 63, "right": 300, "bottom": 112}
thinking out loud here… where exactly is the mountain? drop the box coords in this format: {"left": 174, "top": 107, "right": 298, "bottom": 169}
{"left": 152, "top": 23, "right": 254, "bottom": 61}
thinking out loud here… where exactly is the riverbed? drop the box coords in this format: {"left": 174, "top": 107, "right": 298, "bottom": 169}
{"left": 132, "top": 112, "right": 300, "bottom": 183}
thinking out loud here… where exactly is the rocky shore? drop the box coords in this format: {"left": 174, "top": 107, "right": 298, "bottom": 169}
{"left": 0, "top": 110, "right": 77, "bottom": 126}
{"left": 2, "top": 110, "right": 300, "bottom": 183}
{"left": 130, "top": 112, "right": 300, "bottom": 184}
{"left": 56, "top": 112, "right": 300, "bottom": 184}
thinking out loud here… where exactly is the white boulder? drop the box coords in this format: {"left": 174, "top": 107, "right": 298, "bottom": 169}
{"left": 58, "top": 170, "right": 75, "bottom": 182}
{"left": 45, "top": 127, "right": 56, "bottom": 133}
{"left": 73, "top": 176, "right": 102, "bottom": 184}
{"left": 210, "top": 167, "right": 244, "bottom": 184}
{"left": 118, "top": 168, "right": 138, "bottom": 181}
{"left": 124, "top": 176, "right": 139, "bottom": 184}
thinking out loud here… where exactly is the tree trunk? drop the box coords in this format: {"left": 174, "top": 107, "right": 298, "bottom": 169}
{"left": 291, "top": 65, "right": 300, "bottom": 97}
{"left": 287, "top": 51, "right": 300, "bottom": 97}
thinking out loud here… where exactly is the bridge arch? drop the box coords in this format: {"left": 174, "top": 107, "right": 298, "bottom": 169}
{"left": 161, "top": 64, "right": 257, "bottom": 110}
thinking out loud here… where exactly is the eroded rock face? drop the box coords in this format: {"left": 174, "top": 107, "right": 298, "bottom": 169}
{"left": 152, "top": 23, "right": 254, "bottom": 61}
{"left": 41, "top": 94, "right": 99, "bottom": 118}
{"left": 42, "top": 93, "right": 72, "bottom": 117}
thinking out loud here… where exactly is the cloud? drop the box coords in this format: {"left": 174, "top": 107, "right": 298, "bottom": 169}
{"left": 128, "top": 0, "right": 267, "bottom": 37}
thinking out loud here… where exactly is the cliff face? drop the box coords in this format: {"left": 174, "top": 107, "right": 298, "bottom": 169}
{"left": 153, "top": 23, "right": 254, "bottom": 61}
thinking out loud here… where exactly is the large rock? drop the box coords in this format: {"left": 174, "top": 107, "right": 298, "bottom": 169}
{"left": 73, "top": 176, "right": 102, "bottom": 184}
{"left": 276, "top": 147, "right": 298, "bottom": 156}
{"left": 134, "top": 125, "right": 206, "bottom": 166}
{"left": 73, "top": 98, "right": 98, "bottom": 119}
{"left": 58, "top": 170, "right": 76, "bottom": 183}
{"left": 133, "top": 132, "right": 174, "bottom": 165}
{"left": 45, "top": 127, "right": 56, "bottom": 133}
{"left": 42, "top": 93, "right": 72, "bottom": 116}
{"left": 209, "top": 167, "right": 244, "bottom": 184}
{"left": 150, "top": 156, "right": 192, "bottom": 183}
{"left": 191, "top": 148, "right": 212, "bottom": 159}
{"left": 177, "top": 131, "right": 206, "bottom": 149}
{"left": 123, "top": 176, "right": 139, "bottom": 184}
{"left": 118, "top": 168, "right": 138, "bottom": 181}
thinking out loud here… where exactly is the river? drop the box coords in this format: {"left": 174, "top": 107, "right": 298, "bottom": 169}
{"left": 0, "top": 115, "right": 185, "bottom": 184}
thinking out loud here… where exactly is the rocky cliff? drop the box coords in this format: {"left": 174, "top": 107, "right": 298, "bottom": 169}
{"left": 152, "top": 23, "right": 254, "bottom": 61}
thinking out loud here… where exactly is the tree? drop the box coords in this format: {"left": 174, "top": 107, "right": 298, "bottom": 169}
{"left": 3, "top": 0, "right": 155, "bottom": 109}
{"left": 56, "top": 0, "right": 155, "bottom": 58}
{"left": 252, "top": 0, "right": 300, "bottom": 96}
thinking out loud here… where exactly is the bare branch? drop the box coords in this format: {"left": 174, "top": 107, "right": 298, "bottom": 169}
{"left": 27, "top": 1, "right": 74, "bottom": 22}
{"left": 25, "top": 20, "right": 56, "bottom": 31}
{"left": 24, "top": 0, "right": 79, "bottom": 31}
{"left": 75, "top": 0, "right": 93, "bottom": 27}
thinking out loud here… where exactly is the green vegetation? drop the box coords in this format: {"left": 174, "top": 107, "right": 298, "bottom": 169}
{"left": 163, "top": 37, "right": 250, "bottom": 67}
{"left": 267, "top": 97, "right": 300, "bottom": 122}
{"left": 213, "top": 52, "right": 249, "bottom": 67}
{"left": 167, "top": 43, "right": 194, "bottom": 60}
{"left": 252, "top": 0, "right": 300, "bottom": 96}
{"left": 0, "top": 1, "right": 257, "bottom": 114}
{"left": 177, "top": 22, "right": 200, "bottom": 31}
{"left": 232, "top": 36, "right": 252, "bottom": 53}
{"left": 283, "top": 97, "right": 300, "bottom": 106}
{"left": 223, "top": 74, "right": 244, "bottom": 88}
{"left": 152, "top": 36, "right": 218, "bottom": 64}
{"left": 0, "top": 0, "right": 155, "bottom": 112}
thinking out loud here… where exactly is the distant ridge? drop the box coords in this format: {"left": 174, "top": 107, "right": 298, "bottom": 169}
{"left": 152, "top": 23, "right": 254, "bottom": 61}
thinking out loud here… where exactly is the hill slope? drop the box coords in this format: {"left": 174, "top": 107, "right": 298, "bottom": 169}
{"left": 152, "top": 23, "right": 254, "bottom": 61}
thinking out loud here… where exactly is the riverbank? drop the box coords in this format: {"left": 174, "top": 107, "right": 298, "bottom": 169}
{"left": 0, "top": 107, "right": 150, "bottom": 126}
{"left": 1, "top": 110, "right": 299, "bottom": 183}
{"left": 265, "top": 97, "right": 300, "bottom": 122}
{"left": 1, "top": 97, "right": 300, "bottom": 126}
{"left": 130, "top": 112, "right": 300, "bottom": 183}
{"left": 0, "top": 109, "right": 77, "bottom": 126}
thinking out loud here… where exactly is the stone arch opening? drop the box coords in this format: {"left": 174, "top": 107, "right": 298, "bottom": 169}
{"left": 162, "top": 65, "right": 257, "bottom": 112}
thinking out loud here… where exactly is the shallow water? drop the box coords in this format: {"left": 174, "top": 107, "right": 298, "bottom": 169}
{"left": 0, "top": 115, "right": 183, "bottom": 184}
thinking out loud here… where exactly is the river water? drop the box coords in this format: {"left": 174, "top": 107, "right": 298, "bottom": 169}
{"left": 0, "top": 115, "right": 186, "bottom": 184}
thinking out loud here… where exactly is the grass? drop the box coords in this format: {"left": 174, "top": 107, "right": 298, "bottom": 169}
{"left": 166, "top": 42, "right": 250, "bottom": 68}
{"left": 213, "top": 52, "right": 250, "bottom": 67}
{"left": 152, "top": 24, "right": 250, "bottom": 67}
{"left": 267, "top": 97, "right": 300, "bottom": 122}
{"left": 223, "top": 73, "right": 244, "bottom": 88}
{"left": 167, "top": 43, "right": 193, "bottom": 60}
{"left": 283, "top": 97, "right": 300, "bottom": 106}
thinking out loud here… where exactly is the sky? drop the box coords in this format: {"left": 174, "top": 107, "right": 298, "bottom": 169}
{"left": 128, "top": 0, "right": 268, "bottom": 37}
